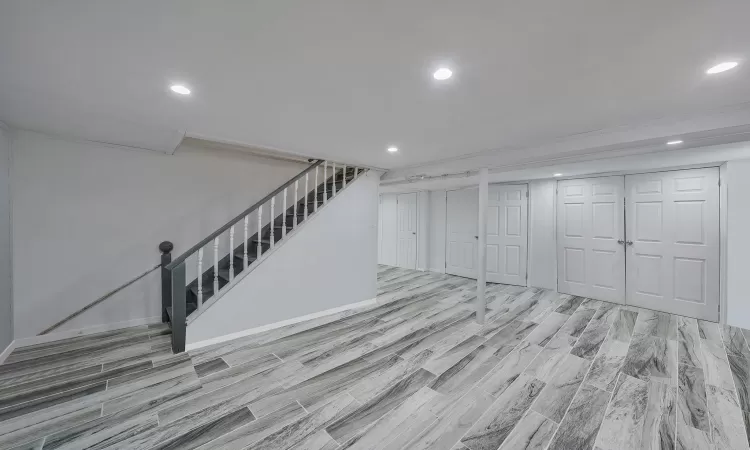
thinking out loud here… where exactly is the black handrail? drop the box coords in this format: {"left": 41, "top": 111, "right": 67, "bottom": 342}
{"left": 166, "top": 159, "right": 324, "bottom": 270}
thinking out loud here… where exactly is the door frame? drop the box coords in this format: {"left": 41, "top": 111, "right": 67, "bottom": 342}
{"left": 553, "top": 163, "right": 725, "bottom": 322}
{"left": 444, "top": 183, "right": 530, "bottom": 285}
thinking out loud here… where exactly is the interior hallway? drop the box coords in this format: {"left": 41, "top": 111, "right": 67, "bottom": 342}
{"left": 0, "top": 266, "right": 749, "bottom": 449}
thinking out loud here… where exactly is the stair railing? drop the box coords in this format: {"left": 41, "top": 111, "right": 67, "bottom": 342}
{"left": 164, "top": 159, "right": 365, "bottom": 352}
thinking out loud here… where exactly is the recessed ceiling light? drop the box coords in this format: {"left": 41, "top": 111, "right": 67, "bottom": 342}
{"left": 433, "top": 68, "right": 453, "bottom": 80}
{"left": 706, "top": 61, "right": 738, "bottom": 74}
{"left": 553, "top": 173, "right": 562, "bottom": 177}
{"left": 667, "top": 140, "right": 683, "bottom": 145}
{"left": 170, "top": 85, "right": 191, "bottom": 95}
{"left": 387, "top": 146, "right": 398, "bottom": 153}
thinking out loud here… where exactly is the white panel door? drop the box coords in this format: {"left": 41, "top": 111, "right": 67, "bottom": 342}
{"left": 486, "top": 184, "right": 528, "bottom": 285}
{"left": 625, "top": 168, "right": 719, "bottom": 320}
{"left": 557, "top": 176, "right": 626, "bottom": 303}
{"left": 446, "top": 188, "right": 478, "bottom": 278}
{"left": 397, "top": 193, "right": 417, "bottom": 269}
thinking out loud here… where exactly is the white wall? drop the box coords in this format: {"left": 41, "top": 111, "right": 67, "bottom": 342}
{"left": 379, "top": 194, "right": 398, "bottom": 266}
{"left": 0, "top": 127, "right": 12, "bottom": 352}
{"left": 187, "top": 171, "right": 379, "bottom": 344}
{"left": 11, "top": 130, "right": 308, "bottom": 339}
{"left": 726, "top": 159, "right": 750, "bottom": 329}
{"left": 528, "top": 180, "right": 557, "bottom": 290}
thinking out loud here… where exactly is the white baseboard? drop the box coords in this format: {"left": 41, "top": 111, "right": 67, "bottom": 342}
{"left": 186, "top": 298, "right": 378, "bottom": 352}
{"left": 0, "top": 340, "right": 15, "bottom": 365}
{"left": 14, "top": 316, "right": 163, "bottom": 349}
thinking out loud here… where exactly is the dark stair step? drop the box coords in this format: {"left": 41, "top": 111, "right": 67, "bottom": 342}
{"left": 166, "top": 302, "right": 197, "bottom": 323}
{"left": 188, "top": 273, "right": 229, "bottom": 300}
{"left": 233, "top": 248, "right": 259, "bottom": 263}
{"left": 273, "top": 224, "right": 294, "bottom": 232}
{"left": 251, "top": 238, "right": 273, "bottom": 248}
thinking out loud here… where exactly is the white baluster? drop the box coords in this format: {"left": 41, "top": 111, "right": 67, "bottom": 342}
{"left": 343, "top": 165, "right": 347, "bottom": 188}
{"left": 304, "top": 173, "right": 309, "bottom": 220}
{"left": 314, "top": 166, "right": 319, "bottom": 212}
{"left": 243, "top": 216, "right": 249, "bottom": 269}
{"left": 293, "top": 180, "right": 299, "bottom": 227}
{"left": 197, "top": 248, "right": 203, "bottom": 308}
{"left": 257, "top": 205, "right": 263, "bottom": 258}
{"left": 213, "top": 237, "right": 219, "bottom": 295}
{"left": 353, "top": 166, "right": 358, "bottom": 180}
{"left": 323, "top": 162, "right": 328, "bottom": 204}
{"left": 282, "top": 187, "right": 287, "bottom": 238}
{"left": 229, "top": 226, "right": 235, "bottom": 281}
{"left": 270, "top": 197, "right": 276, "bottom": 248}
{"left": 332, "top": 162, "right": 337, "bottom": 196}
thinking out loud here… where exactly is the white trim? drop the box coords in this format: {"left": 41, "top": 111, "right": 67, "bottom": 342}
{"left": 0, "top": 340, "right": 15, "bottom": 365}
{"left": 720, "top": 162, "right": 728, "bottom": 324}
{"left": 186, "top": 297, "right": 377, "bottom": 351}
{"left": 14, "top": 316, "right": 163, "bottom": 349}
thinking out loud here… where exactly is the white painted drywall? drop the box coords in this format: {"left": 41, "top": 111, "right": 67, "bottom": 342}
{"left": 187, "top": 171, "right": 379, "bottom": 344}
{"left": 11, "top": 130, "right": 308, "bottom": 338}
{"left": 379, "top": 193, "right": 398, "bottom": 266}
{"left": 528, "top": 180, "right": 557, "bottom": 290}
{"left": 726, "top": 159, "right": 750, "bottom": 329}
{"left": 428, "top": 190, "right": 447, "bottom": 273}
{"left": 0, "top": 127, "right": 12, "bottom": 352}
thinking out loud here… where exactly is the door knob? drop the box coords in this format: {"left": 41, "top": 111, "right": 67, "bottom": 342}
{"left": 626, "top": 240, "right": 634, "bottom": 246}
{"left": 617, "top": 239, "right": 624, "bottom": 245}
{"left": 474, "top": 236, "right": 479, "bottom": 239}
{"left": 412, "top": 232, "right": 416, "bottom": 235}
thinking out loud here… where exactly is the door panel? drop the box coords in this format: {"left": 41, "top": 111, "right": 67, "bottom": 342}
{"left": 446, "top": 188, "right": 478, "bottom": 278}
{"left": 625, "top": 168, "right": 719, "bottom": 320}
{"left": 486, "top": 184, "right": 528, "bottom": 285}
{"left": 557, "top": 176, "right": 626, "bottom": 303}
{"left": 397, "top": 193, "right": 417, "bottom": 269}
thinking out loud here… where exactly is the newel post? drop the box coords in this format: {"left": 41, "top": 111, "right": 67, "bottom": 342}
{"left": 159, "top": 241, "right": 174, "bottom": 323}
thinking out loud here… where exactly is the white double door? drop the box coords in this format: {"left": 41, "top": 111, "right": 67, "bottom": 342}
{"left": 557, "top": 168, "right": 719, "bottom": 320}
{"left": 446, "top": 185, "right": 528, "bottom": 285}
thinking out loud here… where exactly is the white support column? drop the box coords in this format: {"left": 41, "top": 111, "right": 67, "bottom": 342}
{"left": 476, "top": 168, "right": 489, "bottom": 324}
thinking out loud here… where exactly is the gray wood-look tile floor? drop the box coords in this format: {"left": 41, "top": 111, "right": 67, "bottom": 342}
{"left": 2, "top": 266, "right": 750, "bottom": 449}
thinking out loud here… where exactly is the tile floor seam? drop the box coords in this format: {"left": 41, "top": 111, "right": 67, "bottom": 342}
{"left": 717, "top": 324, "right": 750, "bottom": 446}
{"left": 541, "top": 306, "right": 623, "bottom": 450}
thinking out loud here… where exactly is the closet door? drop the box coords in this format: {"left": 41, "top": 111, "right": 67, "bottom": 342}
{"left": 625, "top": 168, "right": 719, "bottom": 320}
{"left": 396, "top": 193, "right": 418, "bottom": 269}
{"left": 486, "top": 184, "right": 528, "bottom": 285}
{"left": 446, "top": 188, "right": 479, "bottom": 278}
{"left": 557, "top": 176, "right": 626, "bottom": 303}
